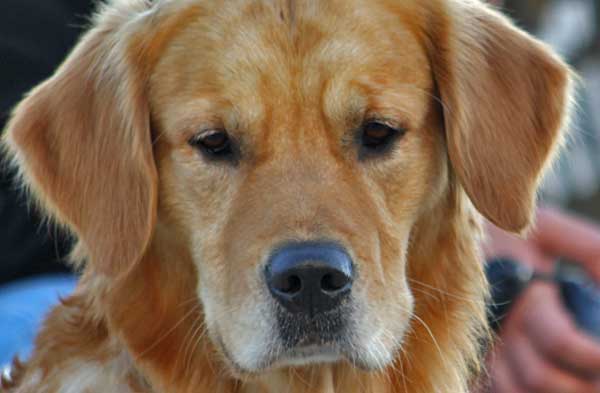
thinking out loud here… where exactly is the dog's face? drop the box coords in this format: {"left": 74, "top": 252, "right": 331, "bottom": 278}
{"left": 3, "top": 0, "right": 571, "bottom": 385}
{"left": 150, "top": 0, "right": 443, "bottom": 372}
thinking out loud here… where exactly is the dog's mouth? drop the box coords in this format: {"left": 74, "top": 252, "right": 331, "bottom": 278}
{"left": 272, "top": 306, "right": 350, "bottom": 366}
{"left": 272, "top": 344, "right": 343, "bottom": 368}
{"left": 219, "top": 338, "right": 350, "bottom": 375}
{"left": 217, "top": 305, "right": 366, "bottom": 374}
{"left": 276, "top": 306, "right": 349, "bottom": 347}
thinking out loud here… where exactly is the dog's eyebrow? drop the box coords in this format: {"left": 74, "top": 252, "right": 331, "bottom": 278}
{"left": 278, "top": 0, "right": 296, "bottom": 27}
{"left": 286, "top": 0, "right": 296, "bottom": 25}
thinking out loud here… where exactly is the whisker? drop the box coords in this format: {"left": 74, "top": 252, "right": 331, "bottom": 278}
{"left": 183, "top": 318, "right": 208, "bottom": 379}
{"left": 410, "top": 312, "right": 449, "bottom": 372}
{"left": 172, "top": 311, "right": 204, "bottom": 385}
{"left": 137, "top": 304, "right": 199, "bottom": 358}
{"left": 408, "top": 278, "right": 486, "bottom": 306}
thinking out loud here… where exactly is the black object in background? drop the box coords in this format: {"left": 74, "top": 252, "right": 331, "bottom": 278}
{"left": 0, "top": 0, "right": 95, "bottom": 284}
{"left": 486, "top": 258, "right": 535, "bottom": 330}
{"left": 559, "top": 263, "right": 600, "bottom": 339}
{"left": 486, "top": 258, "right": 600, "bottom": 340}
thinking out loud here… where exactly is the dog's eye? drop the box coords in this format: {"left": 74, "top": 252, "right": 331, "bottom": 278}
{"left": 189, "top": 129, "right": 234, "bottom": 160}
{"left": 359, "top": 121, "right": 404, "bottom": 156}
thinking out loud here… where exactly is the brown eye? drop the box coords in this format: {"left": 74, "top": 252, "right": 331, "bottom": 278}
{"left": 359, "top": 121, "right": 404, "bottom": 157}
{"left": 189, "top": 129, "right": 234, "bottom": 159}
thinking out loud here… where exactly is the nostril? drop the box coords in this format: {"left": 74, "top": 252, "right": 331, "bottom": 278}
{"left": 276, "top": 274, "right": 302, "bottom": 294}
{"left": 321, "top": 272, "right": 350, "bottom": 292}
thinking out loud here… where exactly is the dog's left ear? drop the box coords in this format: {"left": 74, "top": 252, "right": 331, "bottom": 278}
{"left": 429, "top": 1, "right": 573, "bottom": 233}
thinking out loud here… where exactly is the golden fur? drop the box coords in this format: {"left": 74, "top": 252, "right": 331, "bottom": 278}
{"left": 1, "top": 0, "right": 571, "bottom": 392}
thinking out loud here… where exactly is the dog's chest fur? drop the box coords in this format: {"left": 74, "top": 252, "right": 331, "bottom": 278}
{"left": 4, "top": 353, "right": 146, "bottom": 393}
{"left": 7, "top": 354, "right": 387, "bottom": 393}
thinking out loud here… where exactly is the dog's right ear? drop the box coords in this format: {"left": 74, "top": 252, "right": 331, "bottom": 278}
{"left": 2, "top": 3, "right": 160, "bottom": 276}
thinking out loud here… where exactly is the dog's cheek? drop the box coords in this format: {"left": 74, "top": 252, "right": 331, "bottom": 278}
{"left": 192, "top": 204, "right": 277, "bottom": 371}
{"left": 215, "top": 252, "right": 280, "bottom": 371}
{"left": 221, "top": 300, "right": 278, "bottom": 371}
{"left": 348, "top": 282, "right": 414, "bottom": 370}
{"left": 194, "top": 256, "right": 278, "bottom": 373}
{"left": 350, "top": 124, "right": 446, "bottom": 365}
{"left": 155, "top": 145, "right": 258, "bottom": 361}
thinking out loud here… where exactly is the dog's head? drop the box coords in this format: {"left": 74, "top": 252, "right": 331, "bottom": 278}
{"left": 3, "top": 0, "right": 571, "bottom": 382}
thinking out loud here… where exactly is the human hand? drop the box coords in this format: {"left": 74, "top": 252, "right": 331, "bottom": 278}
{"left": 485, "top": 206, "right": 600, "bottom": 278}
{"left": 487, "top": 282, "right": 600, "bottom": 392}
{"left": 484, "top": 207, "right": 600, "bottom": 393}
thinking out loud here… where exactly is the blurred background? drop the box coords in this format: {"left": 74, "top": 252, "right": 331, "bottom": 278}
{"left": 496, "top": 0, "right": 600, "bottom": 218}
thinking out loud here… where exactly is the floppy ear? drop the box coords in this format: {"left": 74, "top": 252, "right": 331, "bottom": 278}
{"left": 2, "top": 4, "right": 158, "bottom": 276}
{"left": 429, "top": 1, "right": 573, "bottom": 232}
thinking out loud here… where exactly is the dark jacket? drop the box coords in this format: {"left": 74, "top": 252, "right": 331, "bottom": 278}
{"left": 0, "top": 0, "right": 94, "bottom": 284}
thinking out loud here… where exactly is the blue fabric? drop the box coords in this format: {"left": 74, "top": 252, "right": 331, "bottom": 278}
{"left": 0, "top": 275, "right": 77, "bottom": 366}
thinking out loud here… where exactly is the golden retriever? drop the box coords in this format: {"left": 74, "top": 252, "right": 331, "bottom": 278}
{"left": 1, "top": 0, "right": 571, "bottom": 392}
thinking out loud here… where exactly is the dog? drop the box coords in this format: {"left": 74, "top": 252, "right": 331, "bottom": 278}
{"left": 1, "top": 0, "right": 572, "bottom": 392}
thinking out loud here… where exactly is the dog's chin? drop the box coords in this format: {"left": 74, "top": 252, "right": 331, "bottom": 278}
{"left": 220, "top": 340, "right": 395, "bottom": 376}
{"left": 272, "top": 345, "right": 343, "bottom": 368}
{"left": 270, "top": 345, "right": 393, "bottom": 372}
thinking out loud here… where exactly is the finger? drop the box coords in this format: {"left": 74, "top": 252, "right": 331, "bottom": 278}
{"left": 523, "top": 284, "right": 600, "bottom": 376}
{"left": 533, "top": 207, "right": 600, "bottom": 280}
{"left": 487, "top": 350, "right": 527, "bottom": 393}
{"left": 484, "top": 220, "right": 554, "bottom": 272}
{"left": 506, "top": 334, "right": 597, "bottom": 393}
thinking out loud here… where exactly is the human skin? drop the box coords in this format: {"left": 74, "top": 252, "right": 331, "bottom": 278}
{"left": 484, "top": 207, "right": 600, "bottom": 393}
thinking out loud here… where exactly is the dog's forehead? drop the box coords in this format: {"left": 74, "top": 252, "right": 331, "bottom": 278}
{"left": 149, "top": 0, "right": 432, "bottom": 137}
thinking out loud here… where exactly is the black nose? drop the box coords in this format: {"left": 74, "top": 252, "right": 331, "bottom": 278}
{"left": 265, "top": 242, "right": 354, "bottom": 316}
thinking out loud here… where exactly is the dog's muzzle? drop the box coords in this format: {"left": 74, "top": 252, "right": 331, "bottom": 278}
{"left": 265, "top": 241, "right": 354, "bottom": 347}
